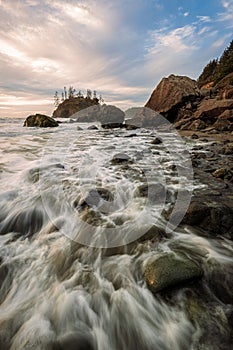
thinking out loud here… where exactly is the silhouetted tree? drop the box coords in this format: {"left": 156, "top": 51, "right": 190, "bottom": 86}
{"left": 64, "top": 86, "right": 67, "bottom": 100}
{"left": 54, "top": 91, "right": 60, "bottom": 107}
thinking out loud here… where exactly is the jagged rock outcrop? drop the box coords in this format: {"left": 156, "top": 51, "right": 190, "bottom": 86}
{"left": 214, "top": 72, "right": 233, "bottom": 99}
{"left": 145, "top": 74, "right": 200, "bottom": 122}
{"left": 174, "top": 98, "right": 233, "bottom": 131}
{"left": 52, "top": 97, "right": 99, "bottom": 118}
{"left": 23, "top": 114, "right": 59, "bottom": 127}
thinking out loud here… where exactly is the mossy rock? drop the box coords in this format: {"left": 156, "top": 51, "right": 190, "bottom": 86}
{"left": 23, "top": 114, "right": 59, "bottom": 127}
{"left": 144, "top": 252, "right": 203, "bottom": 293}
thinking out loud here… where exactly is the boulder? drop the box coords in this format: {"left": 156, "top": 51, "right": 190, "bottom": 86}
{"left": 128, "top": 107, "right": 164, "bottom": 128}
{"left": 75, "top": 105, "right": 101, "bottom": 122}
{"left": 145, "top": 74, "right": 200, "bottom": 121}
{"left": 182, "top": 199, "right": 233, "bottom": 237}
{"left": 23, "top": 114, "right": 59, "bottom": 127}
{"left": 144, "top": 252, "right": 203, "bottom": 293}
{"left": 100, "top": 105, "right": 125, "bottom": 128}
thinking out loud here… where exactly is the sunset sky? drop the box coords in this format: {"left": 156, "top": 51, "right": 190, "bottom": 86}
{"left": 0, "top": 0, "right": 232, "bottom": 117}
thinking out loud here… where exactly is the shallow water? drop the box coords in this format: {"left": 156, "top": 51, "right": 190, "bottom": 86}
{"left": 0, "top": 118, "right": 232, "bottom": 350}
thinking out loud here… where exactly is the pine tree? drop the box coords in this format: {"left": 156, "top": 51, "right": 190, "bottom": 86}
{"left": 68, "top": 86, "right": 75, "bottom": 99}
{"left": 86, "top": 89, "right": 92, "bottom": 99}
{"left": 197, "top": 59, "right": 218, "bottom": 88}
{"left": 64, "top": 86, "right": 67, "bottom": 100}
{"left": 54, "top": 91, "right": 60, "bottom": 107}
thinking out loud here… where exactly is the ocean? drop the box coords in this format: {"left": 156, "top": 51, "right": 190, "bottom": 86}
{"left": 0, "top": 117, "right": 232, "bottom": 349}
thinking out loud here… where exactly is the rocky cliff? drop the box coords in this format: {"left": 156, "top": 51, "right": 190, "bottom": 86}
{"left": 52, "top": 97, "right": 99, "bottom": 118}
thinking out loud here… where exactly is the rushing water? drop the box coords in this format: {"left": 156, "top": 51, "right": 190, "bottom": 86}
{"left": 0, "top": 117, "right": 233, "bottom": 350}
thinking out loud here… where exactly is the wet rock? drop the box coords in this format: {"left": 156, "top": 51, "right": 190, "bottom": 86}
{"left": 144, "top": 252, "right": 203, "bottom": 293}
{"left": 111, "top": 153, "right": 132, "bottom": 164}
{"left": 87, "top": 125, "right": 98, "bottom": 130}
{"left": 100, "top": 105, "right": 125, "bottom": 128}
{"left": 124, "top": 123, "right": 139, "bottom": 130}
{"left": 54, "top": 332, "right": 94, "bottom": 350}
{"left": 23, "top": 114, "right": 59, "bottom": 127}
{"left": 223, "top": 143, "right": 233, "bottom": 155}
{"left": 138, "top": 225, "right": 169, "bottom": 242}
{"left": 182, "top": 201, "right": 210, "bottom": 226}
{"left": 124, "top": 133, "right": 138, "bottom": 138}
{"left": 191, "top": 133, "right": 199, "bottom": 139}
{"left": 77, "top": 188, "right": 114, "bottom": 209}
{"left": 77, "top": 126, "right": 83, "bottom": 130}
{"left": 135, "top": 183, "right": 166, "bottom": 204}
{"left": 212, "top": 168, "right": 228, "bottom": 179}
{"left": 182, "top": 199, "right": 233, "bottom": 237}
{"left": 0, "top": 206, "right": 47, "bottom": 237}
{"left": 150, "top": 137, "right": 162, "bottom": 145}
{"left": 206, "top": 262, "right": 233, "bottom": 303}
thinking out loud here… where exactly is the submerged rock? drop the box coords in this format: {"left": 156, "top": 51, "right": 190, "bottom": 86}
{"left": 23, "top": 114, "right": 59, "bottom": 127}
{"left": 87, "top": 125, "right": 98, "bottom": 130}
{"left": 150, "top": 137, "right": 163, "bottom": 145}
{"left": 111, "top": 153, "right": 132, "bottom": 164}
{"left": 76, "top": 188, "right": 114, "bottom": 210}
{"left": 144, "top": 252, "right": 203, "bottom": 293}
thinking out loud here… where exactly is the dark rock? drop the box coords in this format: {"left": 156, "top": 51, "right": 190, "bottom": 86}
{"left": 23, "top": 114, "right": 59, "bottom": 127}
{"left": 207, "top": 262, "right": 233, "bottom": 303}
{"left": 87, "top": 125, "right": 98, "bottom": 130}
{"left": 223, "top": 143, "right": 233, "bottom": 155}
{"left": 136, "top": 183, "right": 166, "bottom": 204}
{"left": 191, "top": 133, "right": 199, "bottom": 139}
{"left": 124, "top": 123, "right": 139, "bottom": 130}
{"left": 77, "top": 188, "right": 114, "bottom": 210}
{"left": 111, "top": 153, "right": 131, "bottom": 164}
{"left": 182, "top": 201, "right": 210, "bottom": 226}
{"left": 182, "top": 199, "right": 233, "bottom": 237}
{"left": 77, "top": 126, "right": 83, "bottom": 130}
{"left": 144, "top": 252, "right": 203, "bottom": 293}
{"left": 54, "top": 332, "right": 94, "bottom": 350}
{"left": 124, "top": 133, "right": 138, "bottom": 138}
{"left": 150, "top": 137, "right": 162, "bottom": 145}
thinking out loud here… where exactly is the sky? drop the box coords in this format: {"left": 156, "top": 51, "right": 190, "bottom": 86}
{"left": 0, "top": 0, "right": 232, "bottom": 118}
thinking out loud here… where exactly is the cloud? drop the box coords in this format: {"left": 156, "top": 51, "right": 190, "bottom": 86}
{"left": 218, "top": 0, "right": 233, "bottom": 24}
{"left": 197, "top": 15, "right": 211, "bottom": 22}
{"left": 0, "top": 0, "right": 232, "bottom": 117}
